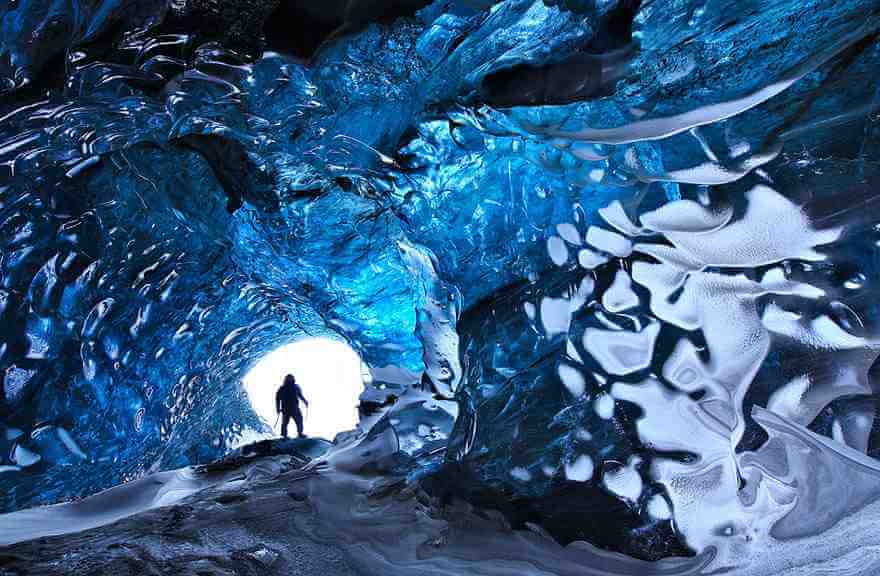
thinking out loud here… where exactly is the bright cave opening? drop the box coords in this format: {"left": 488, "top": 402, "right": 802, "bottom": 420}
{"left": 241, "top": 338, "right": 367, "bottom": 441}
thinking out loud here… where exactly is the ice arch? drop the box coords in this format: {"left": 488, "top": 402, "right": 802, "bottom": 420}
{"left": 0, "top": 0, "right": 879, "bottom": 567}
{"left": 241, "top": 339, "right": 365, "bottom": 441}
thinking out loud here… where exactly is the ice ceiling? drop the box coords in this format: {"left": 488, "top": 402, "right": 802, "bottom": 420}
{"left": 1, "top": 0, "right": 879, "bottom": 569}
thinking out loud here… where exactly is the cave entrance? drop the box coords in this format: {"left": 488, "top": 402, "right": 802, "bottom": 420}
{"left": 241, "top": 338, "right": 366, "bottom": 441}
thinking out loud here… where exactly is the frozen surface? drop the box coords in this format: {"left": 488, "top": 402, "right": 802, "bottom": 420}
{"left": 2, "top": 433, "right": 880, "bottom": 576}
{"left": 0, "top": 0, "right": 879, "bottom": 571}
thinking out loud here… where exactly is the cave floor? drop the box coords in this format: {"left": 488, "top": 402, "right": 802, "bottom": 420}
{"left": 0, "top": 472, "right": 356, "bottom": 576}
{"left": 0, "top": 439, "right": 706, "bottom": 576}
{"left": 0, "top": 452, "right": 358, "bottom": 576}
{"left": 2, "top": 434, "right": 879, "bottom": 576}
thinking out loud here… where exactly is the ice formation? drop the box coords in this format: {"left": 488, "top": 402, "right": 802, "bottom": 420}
{"left": 1, "top": 0, "right": 879, "bottom": 573}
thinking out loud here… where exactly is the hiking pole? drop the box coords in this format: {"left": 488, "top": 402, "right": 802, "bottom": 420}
{"left": 273, "top": 413, "right": 280, "bottom": 432}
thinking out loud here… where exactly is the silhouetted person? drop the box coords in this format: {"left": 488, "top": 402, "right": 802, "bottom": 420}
{"left": 276, "top": 374, "right": 309, "bottom": 438}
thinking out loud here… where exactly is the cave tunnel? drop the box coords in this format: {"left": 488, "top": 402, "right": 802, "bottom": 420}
{"left": 1, "top": 0, "right": 880, "bottom": 569}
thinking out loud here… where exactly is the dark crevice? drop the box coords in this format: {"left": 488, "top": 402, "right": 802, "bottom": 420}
{"left": 264, "top": 1, "right": 347, "bottom": 60}
{"left": 480, "top": 0, "right": 641, "bottom": 107}
{"left": 264, "top": 0, "right": 432, "bottom": 61}
{"left": 421, "top": 462, "right": 694, "bottom": 561}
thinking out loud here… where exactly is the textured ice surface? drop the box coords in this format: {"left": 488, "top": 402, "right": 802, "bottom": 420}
{"left": 0, "top": 0, "right": 879, "bottom": 572}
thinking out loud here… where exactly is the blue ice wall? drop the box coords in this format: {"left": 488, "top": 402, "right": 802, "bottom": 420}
{"left": 1, "top": 0, "right": 879, "bottom": 565}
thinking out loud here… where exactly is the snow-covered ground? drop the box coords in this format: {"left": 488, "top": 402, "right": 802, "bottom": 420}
{"left": 3, "top": 431, "right": 879, "bottom": 576}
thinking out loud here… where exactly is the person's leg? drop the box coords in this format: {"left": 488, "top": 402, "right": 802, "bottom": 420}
{"left": 281, "top": 413, "right": 290, "bottom": 438}
{"left": 292, "top": 409, "right": 304, "bottom": 438}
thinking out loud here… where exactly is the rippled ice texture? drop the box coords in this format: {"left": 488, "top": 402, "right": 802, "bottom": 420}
{"left": 1, "top": 0, "right": 879, "bottom": 572}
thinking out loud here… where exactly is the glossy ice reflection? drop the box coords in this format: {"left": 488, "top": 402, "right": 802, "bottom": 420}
{"left": 0, "top": 0, "right": 879, "bottom": 572}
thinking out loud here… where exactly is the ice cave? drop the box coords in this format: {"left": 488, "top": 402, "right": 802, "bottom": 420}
{"left": 0, "top": 0, "right": 879, "bottom": 574}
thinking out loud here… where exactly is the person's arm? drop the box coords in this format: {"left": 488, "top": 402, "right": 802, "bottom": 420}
{"left": 297, "top": 387, "right": 309, "bottom": 407}
{"left": 275, "top": 387, "right": 282, "bottom": 413}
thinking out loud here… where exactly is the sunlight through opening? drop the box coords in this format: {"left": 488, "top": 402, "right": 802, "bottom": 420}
{"left": 241, "top": 338, "right": 366, "bottom": 441}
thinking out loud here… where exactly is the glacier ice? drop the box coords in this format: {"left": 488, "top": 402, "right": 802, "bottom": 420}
{"left": 0, "top": 0, "right": 879, "bottom": 572}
